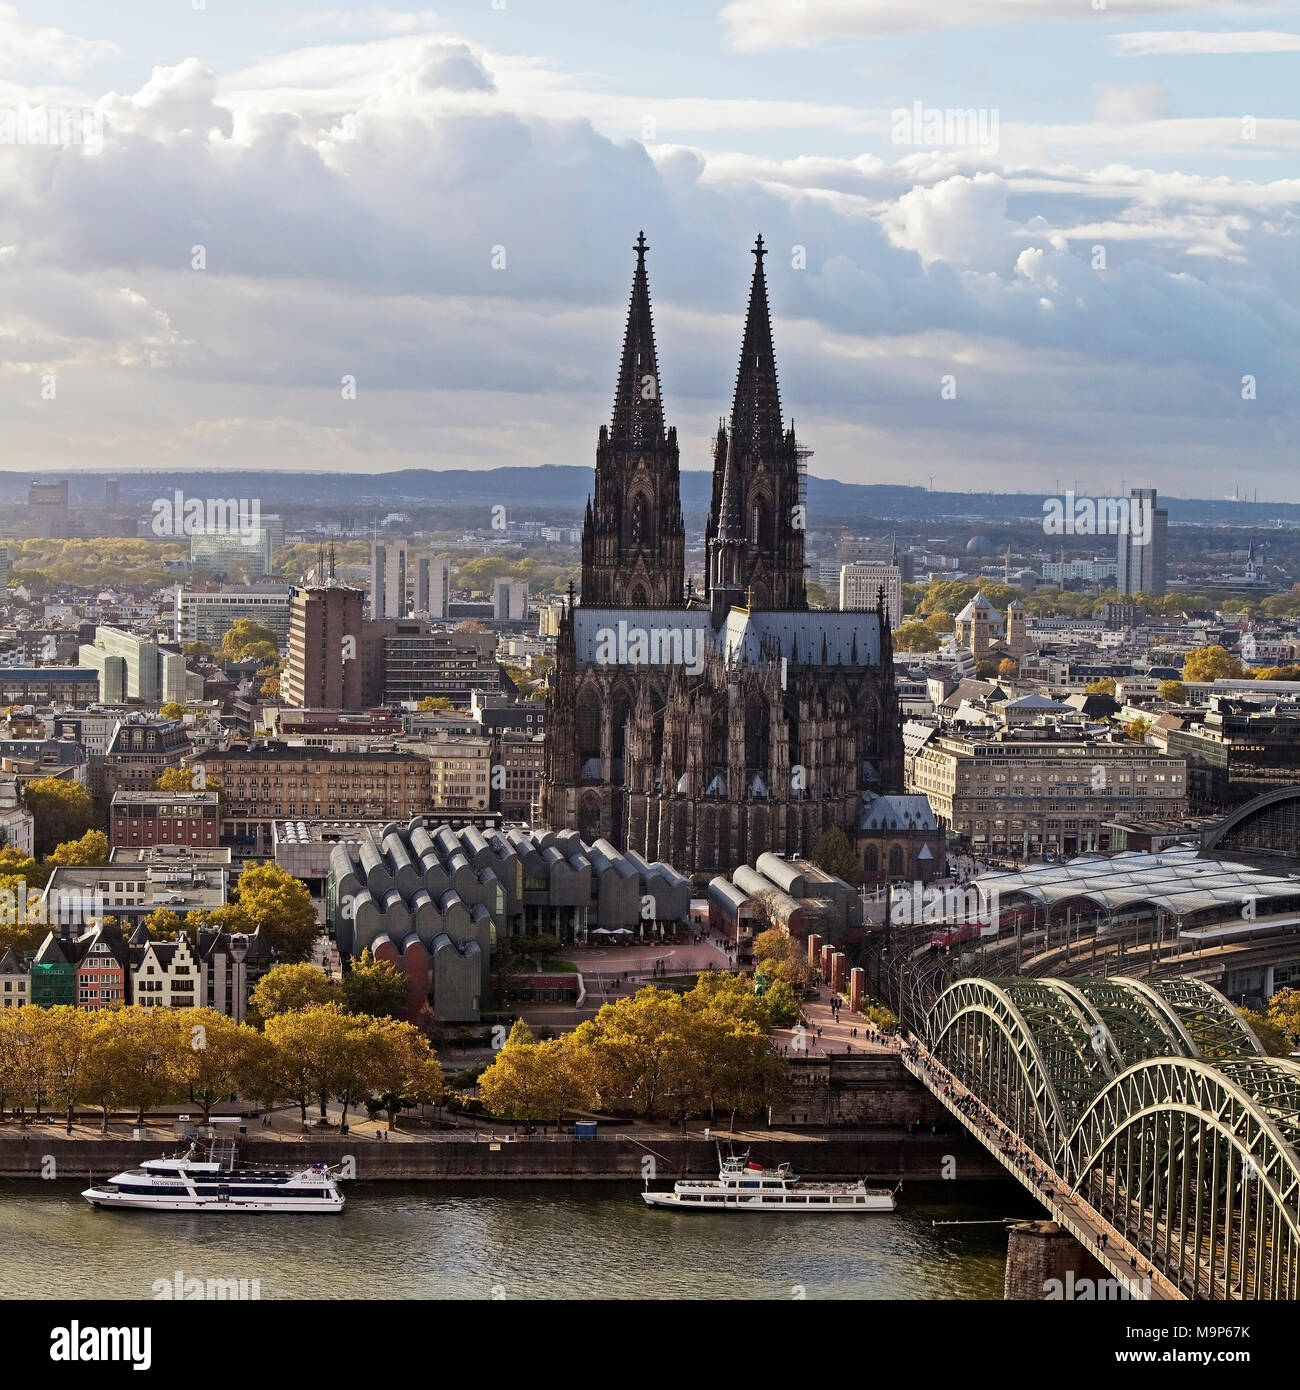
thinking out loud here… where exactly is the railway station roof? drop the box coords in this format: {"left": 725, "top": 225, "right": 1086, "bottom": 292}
{"left": 976, "top": 846, "right": 1300, "bottom": 919}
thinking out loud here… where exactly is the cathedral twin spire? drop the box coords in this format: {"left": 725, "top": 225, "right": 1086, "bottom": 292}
{"left": 581, "top": 233, "right": 806, "bottom": 616}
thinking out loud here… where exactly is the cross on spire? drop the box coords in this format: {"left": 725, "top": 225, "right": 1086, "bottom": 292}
{"left": 611, "top": 231, "right": 665, "bottom": 448}
{"left": 730, "top": 233, "right": 783, "bottom": 454}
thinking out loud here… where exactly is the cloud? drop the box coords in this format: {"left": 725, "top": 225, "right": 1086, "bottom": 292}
{"left": 0, "top": 3, "right": 117, "bottom": 77}
{"left": 1112, "top": 28, "right": 1300, "bottom": 54}
{"left": 720, "top": 0, "right": 1279, "bottom": 50}
{"left": 0, "top": 20, "right": 1295, "bottom": 495}
{"left": 1093, "top": 82, "right": 1171, "bottom": 123}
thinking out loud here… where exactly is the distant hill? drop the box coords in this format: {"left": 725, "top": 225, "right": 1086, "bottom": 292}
{"left": 0, "top": 468, "right": 1296, "bottom": 528}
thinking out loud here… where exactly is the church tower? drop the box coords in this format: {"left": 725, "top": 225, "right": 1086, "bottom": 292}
{"left": 581, "top": 232, "right": 685, "bottom": 608}
{"left": 706, "top": 235, "right": 806, "bottom": 614}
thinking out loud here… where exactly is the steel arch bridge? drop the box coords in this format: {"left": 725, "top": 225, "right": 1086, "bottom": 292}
{"left": 925, "top": 974, "right": 1300, "bottom": 1300}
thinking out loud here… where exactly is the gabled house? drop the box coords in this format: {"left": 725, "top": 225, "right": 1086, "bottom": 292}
{"left": 131, "top": 931, "right": 201, "bottom": 1010}
{"left": 74, "top": 924, "right": 128, "bottom": 1010}
{"left": 0, "top": 947, "right": 29, "bottom": 1009}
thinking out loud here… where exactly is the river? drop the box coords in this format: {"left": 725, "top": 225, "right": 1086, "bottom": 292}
{"left": 0, "top": 1180, "right": 1035, "bottom": 1300}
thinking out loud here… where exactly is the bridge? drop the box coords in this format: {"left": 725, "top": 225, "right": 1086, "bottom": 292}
{"left": 898, "top": 973, "right": 1300, "bottom": 1300}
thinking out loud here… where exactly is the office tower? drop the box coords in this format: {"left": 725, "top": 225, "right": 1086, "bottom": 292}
{"left": 190, "top": 527, "right": 274, "bottom": 577}
{"left": 105, "top": 479, "right": 120, "bottom": 505}
{"left": 1116, "top": 487, "right": 1168, "bottom": 597}
{"left": 493, "top": 579, "right": 528, "bottom": 621}
{"left": 284, "top": 582, "right": 364, "bottom": 710}
{"left": 839, "top": 562, "right": 902, "bottom": 626}
{"left": 371, "top": 538, "right": 409, "bottom": 619}
{"left": 417, "top": 554, "right": 453, "bottom": 619}
{"left": 28, "top": 479, "right": 70, "bottom": 538}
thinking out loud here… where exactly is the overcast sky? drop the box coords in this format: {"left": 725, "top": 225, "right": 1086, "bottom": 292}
{"left": 1, "top": 0, "right": 1297, "bottom": 499}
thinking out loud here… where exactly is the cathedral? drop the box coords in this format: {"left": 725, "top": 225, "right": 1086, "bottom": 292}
{"left": 541, "top": 233, "right": 905, "bottom": 879}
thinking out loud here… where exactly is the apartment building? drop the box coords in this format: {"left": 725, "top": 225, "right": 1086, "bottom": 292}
{"left": 283, "top": 581, "right": 364, "bottom": 710}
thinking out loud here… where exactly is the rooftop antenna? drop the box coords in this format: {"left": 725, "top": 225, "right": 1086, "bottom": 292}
{"left": 328, "top": 541, "right": 337, "bottom": 581}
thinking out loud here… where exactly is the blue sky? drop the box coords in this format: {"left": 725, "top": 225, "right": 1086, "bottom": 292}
{"left": 1, "top": 0, "right": 1297, "bottom": 498}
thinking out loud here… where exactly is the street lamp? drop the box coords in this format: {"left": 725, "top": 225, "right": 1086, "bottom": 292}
{"left": 229, "top": 933, "right": 249, "bottom": 1024}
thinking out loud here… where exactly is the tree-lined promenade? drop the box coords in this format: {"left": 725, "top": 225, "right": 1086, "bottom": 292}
{"left": 0, "top": 997, "right": 442, "bottom": 1135}
{"left": 0, "top": 966, "right": 795, "bottom": 1138}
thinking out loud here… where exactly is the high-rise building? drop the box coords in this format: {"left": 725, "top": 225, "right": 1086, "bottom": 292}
{"left": 493, "top": 579, "right": 528, "bottom": 621}
{"left": 417, "top": 555, "right": 453, "bottom": 619}
{"left": 1116, "top": 487, "right": 1168, "bottom": 597}
{"left": 371, "top": 539, "right": 409, "bottom": 619}
{"left": 0, "top": 547, "right": 9, "bottom": 591}
{"left": 28, "top": 479, "right": 70, "bottom": 538}
{"left": 284, "top": 582, "right": 364, "bottom": 710}
{"left": 105, "top": 479, "right": 120, "bottom": 505}
{"left": 839, "top": 562, "right": 902, "bottom": 625}
{"left": 191, "top": 528, "right": 273, "bottom": 577}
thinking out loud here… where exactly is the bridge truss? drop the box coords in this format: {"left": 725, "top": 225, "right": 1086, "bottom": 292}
{"left": 925, "top": 974, "right": 1300, "bottom": 1300}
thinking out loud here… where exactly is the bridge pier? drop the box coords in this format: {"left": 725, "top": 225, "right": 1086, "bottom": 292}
{"left": 1004, "top": 1220, "right": 1113, "bottom": 1301}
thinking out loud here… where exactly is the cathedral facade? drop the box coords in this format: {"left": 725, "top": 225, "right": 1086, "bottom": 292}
{"left": 541, "top": 234, "right": 905, "bottom": 878}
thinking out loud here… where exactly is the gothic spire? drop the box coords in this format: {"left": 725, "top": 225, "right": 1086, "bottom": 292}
{"left": 610, "top": 230, "right": 665, "bottom": 449}
{"left": 729, "top": 234, "right": 783, "bottom": 453}
{"left": 717, "top": 426, "right": 743, "bottom": 543}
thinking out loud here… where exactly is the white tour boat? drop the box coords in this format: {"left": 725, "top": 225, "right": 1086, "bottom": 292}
{"left": 642, "top": 1152, "right": 897, "bottom": 1213}
{"left": 83, "top": 1136, "right": 345, "bottom": 1213}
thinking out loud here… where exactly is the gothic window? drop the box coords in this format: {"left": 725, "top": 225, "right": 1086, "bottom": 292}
{"left": 578, "top": 795, "right": 602, "bottom": 839}
{"left": 889, "top": 845, "right": 904, "bottom": 875}
{"left": 749, "top": 495, "right": 771, "bottom": 548}
{"left": 865, "top": 845, "right": 879, "bottom": 873}
{"left": 630, "top": 584, "right": 648, "bottom": 606}
{"left": 629, "top": 495, "right": 649, "bottom": 545}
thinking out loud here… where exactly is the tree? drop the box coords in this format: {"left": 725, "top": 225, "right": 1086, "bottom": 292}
{"left": 893, "top": 621, "right": 940, "bottom": 653}
{"left": 159, "top": 702, "right": 187, "bottom": 721}
{"left": 924, "top": 611, "right": 954, "bottom": 634}
{"left": 416, "top": 697, "right": 452, "bottom": 711}
{"left": 997, "top": 658, "right": 1018, "bottom": 681}
{"left": 228, "top": 861, "right": 318, "bottom": 960}
{"left": 94, "top": 1007, "right": 182, "bottom": 1125}
{"left": 1085, "top": 678, "right": 1116, "bottom": 697}
{"left": 342, "top": 950, "right": 409, "bottom": 1020}
{"left": 24, "top": 778, "right": 98, "bottom": 858}
{"left": 0, "top": 847, "right": 48, "bottom": 888}
{"left": 1266, "top": 988, "right": 1300, "bottom": 1045}
{"left": 220, "top": 618, "right": 280, "bottom": 662}
{"left": 974, "top": 659, "right": 998, "bottom": 680}
{"left": 46, "top": 829, "right": 110, "bottom": 868}
{"left": 0, "top": 879, "right": 49, "bottom": 958}
{"left": 259, "top": 672, "right": 281, "bottom": 699}
{"left": 250, "top": 962, "right": 341, "bottom": 1020}
{"left": 137, "top": 907, "right": 185, "bottom": 941}
{"left": 753, "top": 928, "right": 812, "bottom": 989}
{"left": 478, "top": 1033, "right": 591, "bottom": 1127}
{"left": 1158, "top": 680, "right": 1187, "bottom": 703}
{"left": 1239, "top": 1007, "right": 1291, "bottom": 1058}
{"left": 170, "top": 1009, "right": 257, "bottom": 1124}
{"left": 1183, "top": 645, "right": 1244, "bottom": 683}
{"left": 809, "top": 827, "right": 860, "bottom": 887}
{"left": 182, "top": 641, "right": 214, "bottom": 661}
{"left": 264, "top": 1003, "right": 373, "bottom": 1123}
{"left": 0, "top": 1005, "right": 51, "bottom": 1118}
{"left": 363, "top": 1017, "right": 444, "bottom": 1130}
{"left": 1124, "top": 716, "right": 1152, "bottom": 743}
